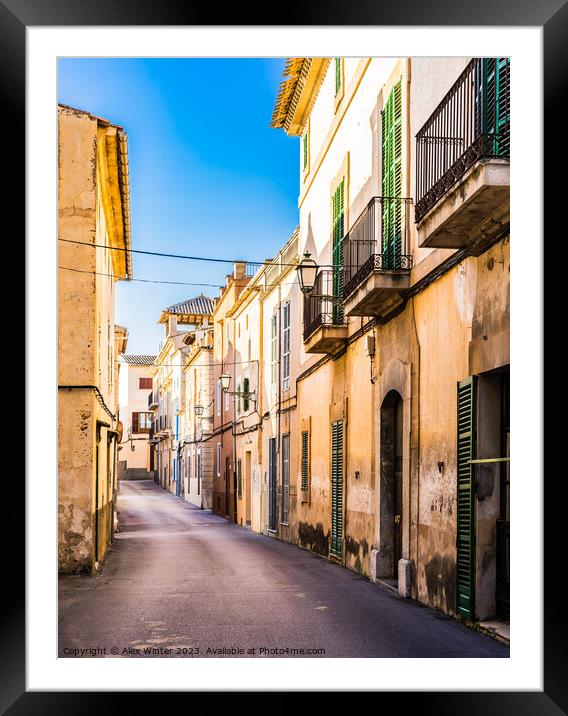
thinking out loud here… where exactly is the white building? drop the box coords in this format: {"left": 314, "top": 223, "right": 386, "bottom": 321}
{"left": 117, "top": 354, "right": 156, "bottom": 480}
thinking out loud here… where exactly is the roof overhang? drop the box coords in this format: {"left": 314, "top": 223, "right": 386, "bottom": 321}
{"left": 96, "top": 123, "right": 133, "bottom": 280}
{"left": 271, "top": 58, "right": 331, "bottom": 136}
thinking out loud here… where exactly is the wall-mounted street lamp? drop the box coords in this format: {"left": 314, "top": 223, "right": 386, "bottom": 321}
{"left": 297, "top": 252, "right": 319, "bottom": 295}
{"left": 194, "top": 404, "right": 213, "bottom": 422}
{"left": 296, "top": 252, "right": 343, "bottom": 303}
{"left": 220, "top": 372, "right": 257, "bottom": 406}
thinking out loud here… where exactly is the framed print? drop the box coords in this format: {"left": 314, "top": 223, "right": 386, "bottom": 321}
{"left": 4, "top": 0, "right": 564, "bottom": 709}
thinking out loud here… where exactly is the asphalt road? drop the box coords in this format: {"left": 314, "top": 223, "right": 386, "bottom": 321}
{"left": 58, "top": 479, "right": 509, "bottom": 658}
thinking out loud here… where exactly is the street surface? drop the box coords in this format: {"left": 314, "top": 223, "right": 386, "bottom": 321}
{"left": 58, "top": 480, "right": 509, "bottom": 658}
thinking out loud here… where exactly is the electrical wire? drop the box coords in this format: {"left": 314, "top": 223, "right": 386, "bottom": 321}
{"left": 58, "top": 236, "right": 339, "bottom": 268}
{"left": 58, "top": 264, "right": 303, "bottom": 290}
{"left": 58, "top": 265, "right": 225, "bottom": 289}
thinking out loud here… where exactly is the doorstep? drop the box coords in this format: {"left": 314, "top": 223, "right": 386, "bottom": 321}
{"left": 479, "top": 620, "right": 510, "bottom": 644}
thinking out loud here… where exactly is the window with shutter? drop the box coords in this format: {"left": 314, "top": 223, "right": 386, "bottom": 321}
{"left": 483, "top": 58, "right": 510, "bottom": 156}
{"left": 332, "top": 180, "right": 345, "bottom": 323}
{"left": 381, "top": 80, "right": 403, "bottom": 269}
{"left": 132, "top": 412, "right": 139, "bottom": 434}
{"left": 335, "top": 57, "right": 342, "bottom": 96}
{"left": 456, "top": 376, "right": 478, "bottom": 620}
{"left": 331, "top": 419, "right": 344, "bottom": 557}
{"left": 243, "top": 377, "right": 250, "bottom": 412}
{"left": 139, "top": 377, "right": 152, "bottom": 390}
{"left": 282, "top": 303, "right": 290, "bottom": 390}
{"left": 270, "top": 314, "right": 278, "bottom": 389}
{"left": 301, "top": 430, "right": 310, "bottom": 492}
{"left": 281, "top": 434, "right": 290, "bottom": 523}
{"left": 237, "top": 458, "right": 242, "bottom": 499}
{"left": 303, "top": 132, "right": 308, "bottom": 171}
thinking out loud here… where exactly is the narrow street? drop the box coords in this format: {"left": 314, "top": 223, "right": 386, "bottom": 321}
{"left": 58, "top": 480, "right": 508, "bottom": 658}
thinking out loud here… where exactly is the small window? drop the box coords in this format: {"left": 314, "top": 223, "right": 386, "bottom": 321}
{"left": 216, "top": 443, "right": 221, "bottom": 477}
{"left": 217, "top": 380, "right": 221, "bottom": 416}
{"left": 133, "top": 412, "right": 153, "bottom": 434}
{"left": 139, "top": 377, "right": 152, "bottom": 390}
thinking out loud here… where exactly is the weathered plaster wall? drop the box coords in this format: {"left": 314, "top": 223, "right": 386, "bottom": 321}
{"left": 58, "top": 390, "right": 95, "bottom": 573}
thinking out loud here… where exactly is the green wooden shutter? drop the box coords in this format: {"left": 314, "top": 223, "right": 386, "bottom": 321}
{"left": 303, "top": 133, "right": 308, "bottom": 170}
{"left": 381, "top": 80, "right": 402, "bottom": 269}
{"left": 335, "top": 58, "right": 341, "bottom": 96}
{"left": 243, "top": 377, "right": 249, "bottom": 412}
{"left": 237, "top": 458, "right": 242, "bottom": 499}
{"left": 456, "top": 376, "right": 477, "bottom": 619}
{"left": 332, "top": 180, "right": 345, "bottom": 324}
{"left": 331, "top": 419, "right": 344, "bottom": 558}
{"left": 301, "top": 430, "right": 309, "bottom": 491}
{"left": 483, "top": 58, "right": 510, "bottom": 157}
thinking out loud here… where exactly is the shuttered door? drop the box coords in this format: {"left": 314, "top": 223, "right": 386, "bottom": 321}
{"left": 332, "top": 180, "right": 345, "bottom": 324}
{"left": 456, "top": 376, "right": 477, "bottom": 619}
{"left": 331, "top": 419, "right": 344, "bottom": 558}
{"left": 484, "top": 58, "right": 510, "bottom": 157}
{"left": 381, "top": 80, "right": 402, "bottom": 270}
{"left": 268, "top": 437, "right": 277, "bottom": 531}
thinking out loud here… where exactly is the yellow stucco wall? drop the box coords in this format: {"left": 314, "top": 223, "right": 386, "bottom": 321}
{"left": 58, "top": 106, "right": 124, "bottom": 573}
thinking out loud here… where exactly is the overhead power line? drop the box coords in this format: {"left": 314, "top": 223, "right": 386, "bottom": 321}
{"left": 58, "top": 264, "right": 302, "bottom": 290}
{"left": 58, "top": 237, "right": 337, "bottom": 269}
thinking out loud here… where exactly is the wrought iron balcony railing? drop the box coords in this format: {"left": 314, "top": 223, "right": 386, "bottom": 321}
{"left": 415, "top": 57, "right": 510, "bottom": 223}
{"left": 341, "top": 196, "right": 413, "bottom": 301}
{"left": 303, "top": 269, "right": 346, "bottom": 342}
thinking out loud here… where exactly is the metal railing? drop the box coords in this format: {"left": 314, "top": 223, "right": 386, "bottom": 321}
{"left": 341, "top": 196, "right": 413, "bottom": 301}
{"left": 303, "top": 269, "right": 345, "bottom": 342}
{"left": 415, "top": 57, "right": 510, "bottom": 223}
{"left": 245, "top": 262, "right": 263, "bottom": 277}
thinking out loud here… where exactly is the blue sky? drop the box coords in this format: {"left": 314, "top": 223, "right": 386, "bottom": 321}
{"left": 58, "top": 58, "right": 299, "bottom": 355}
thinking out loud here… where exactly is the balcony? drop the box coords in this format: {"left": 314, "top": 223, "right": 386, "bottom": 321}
{"left": 415, "top": 58, "right": 510, "bottom": 248}
{"left": 341, "top": 197, "right": 413, "bottom": 318}
{"left": 148, "top": 391, "right": 158, "bottom": 409}
{"left": 303, "top": 270, "right": 347, "bottom": 355}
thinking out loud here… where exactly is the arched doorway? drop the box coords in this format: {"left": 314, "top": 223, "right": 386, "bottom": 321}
{"left": 380, "top": 390, "right": 403, "bottom": 581}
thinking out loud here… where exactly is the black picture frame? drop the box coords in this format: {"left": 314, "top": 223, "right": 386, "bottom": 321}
{"left": 8, "top": 0, "right": 563, "bottom": 710}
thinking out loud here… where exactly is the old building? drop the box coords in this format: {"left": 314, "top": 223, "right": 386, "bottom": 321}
{"left": 117, "top": 354, "right": 156, "bottom": 480}
{"left": 181, "top": 326, "right": 215, "bottom": 509}
{"left": 58, "top": 104, "right": 133, "bottom": 573}
{"left": 271, "top": 57, "right": 510, "bottom": 624}
{"left": 150, "top": 296, "right": 214, "bottom": 497}
{"left": 258, "top": 230, "right": 301, "bottom": 541}
{"left": 211, "top": 264, "right": 252, "bottom": 521}
{"left": 226, "top": 262, "right": 264, "bottom": 530}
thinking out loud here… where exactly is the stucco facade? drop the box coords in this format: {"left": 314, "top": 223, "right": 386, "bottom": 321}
{"left": 270, "top": 56, "right": 510, "bottom": 622}
{"left": 58, "top": 104, "right": 132, "bottom": 574}
{"left": 181, "top": 328, "right": 215, "bottom": 509}
{"left": 211, "top": 266, "right": 251, "bottom": 521}
{"left": 117, "top": 356, "right": 156, "bottom": 478}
